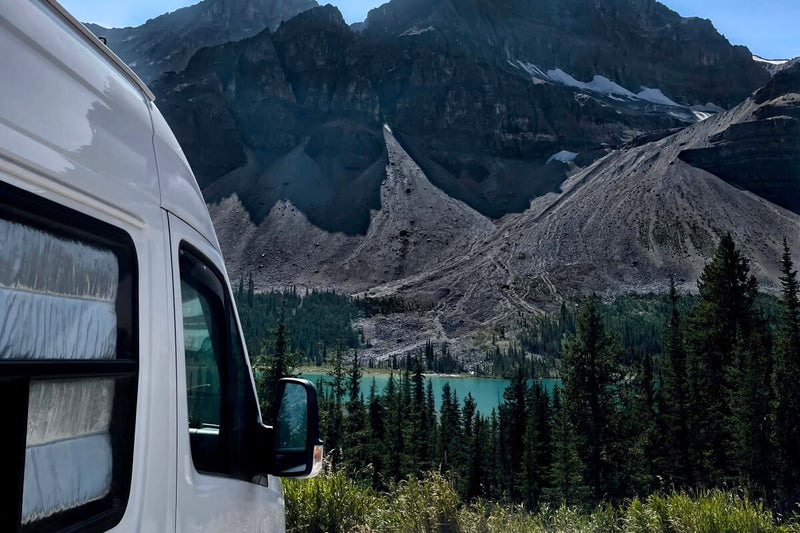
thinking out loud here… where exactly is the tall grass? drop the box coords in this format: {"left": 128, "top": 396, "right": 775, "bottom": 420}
{"left": 284, "top": 469, "right": 799, "bottom": 533}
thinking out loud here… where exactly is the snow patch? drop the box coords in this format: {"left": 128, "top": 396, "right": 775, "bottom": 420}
{"left": 509, "top": 60, "right": 550, "bottom": 84}
{"left": 547, "top": 150, "right": 579, "bottom": 164}
{"left": 509, "top": 60, "right": 724, "bottom": 122}
{"left": 753, "top": 55, "right": 789, "bottom": 66}
{"left": 400, "top": 25, "right": 434, "bottom": 36}
{"left": 547, "top": 69, "right": 637, "bottom": 98}
{"left": 692, "top": 102, "right": 726, "bottom": 113}
{"left": 691, "top": 111, "right": 713, "bottom": 121}
{"left": 636, "top": 87, "right": 680, "bottom": 107}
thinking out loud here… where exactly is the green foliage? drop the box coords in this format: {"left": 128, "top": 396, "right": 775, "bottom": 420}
{"left": 285, "top": 470, "right": 798, "bottom": 533}
{"left": 274, "top": 234, "right": 800, "bottom": 524}
{"left": 283, "top": 467, "right": 372, "bottom": 533}
{"left": 235, "top": 286, "right": 405, "bottom": 367}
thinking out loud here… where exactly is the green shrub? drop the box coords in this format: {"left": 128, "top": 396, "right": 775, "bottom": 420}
{"left": 283, "top": 467, "right": 373, "bottom": 533}
{"left": 285, "top": 469, "right": 799, "bottom": 533}
{"left": 371, "top": 472, "right": 461, "bottom": 533}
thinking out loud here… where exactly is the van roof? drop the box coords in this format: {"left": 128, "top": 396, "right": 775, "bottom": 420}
{"left": 0, "top": 0, "right": 219, "bottom": 250}
{"left": 43, "top": 0, "right": 156, "bottom": 102}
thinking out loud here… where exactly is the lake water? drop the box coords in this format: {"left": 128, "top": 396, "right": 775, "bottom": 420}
{"left": 300, "top": 371, "right": 560, "bottom": 415}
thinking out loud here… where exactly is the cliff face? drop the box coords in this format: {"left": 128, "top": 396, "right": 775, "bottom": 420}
{"left": 149, "top": 1, "right": 766, "bottom": 227}
{"left": 85, "top": 0, "right": 317, "bottom": 82}
{"left": 366, "top": 63, "right": 800, "bottom": 337}
{"left": 361, "top": 0, "right": 768, "bottom": 107}
{"left": 90, "top": 0, "right": 800, "bottom": 360}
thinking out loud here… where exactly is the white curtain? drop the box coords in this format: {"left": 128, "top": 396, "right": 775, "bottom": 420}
{"left": 0, "top": 217, "right": 119, "bottom": 523}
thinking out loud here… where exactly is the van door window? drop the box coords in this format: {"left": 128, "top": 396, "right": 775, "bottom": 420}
{"left": 0, "top": 182, "right": 137, "bottom": 533}
{"left": 179, "top": 247, "right": 259, "bottom": 479}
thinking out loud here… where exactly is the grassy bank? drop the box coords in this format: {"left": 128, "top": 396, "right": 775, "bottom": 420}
{"left": 284, "top": 469, "right": 799, "bottom": 533}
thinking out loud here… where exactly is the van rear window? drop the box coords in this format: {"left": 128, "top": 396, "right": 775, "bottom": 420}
{"left": 0, "top": 181, "right": 137, "bottom": 533}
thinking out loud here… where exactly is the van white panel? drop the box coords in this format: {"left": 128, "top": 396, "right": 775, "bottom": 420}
{"left": 0, "top": 0, "right": 159, "bottom": 221}
{"left": 169, "top": 213, "right": 284, "bottom": 533}
{"left": 151, "top": 108, "right": 221, "bottom": 250}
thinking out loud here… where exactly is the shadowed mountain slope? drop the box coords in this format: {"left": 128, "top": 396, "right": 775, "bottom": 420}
{"left": 86, "top": 0, "right": 317, "bottom": 83}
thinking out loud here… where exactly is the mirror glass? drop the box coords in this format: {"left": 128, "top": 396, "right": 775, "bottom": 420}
{"left": 276, "top": 383, "right": 308, "bottom": 452}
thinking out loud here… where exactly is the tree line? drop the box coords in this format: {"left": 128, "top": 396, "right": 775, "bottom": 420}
{"left": 258, "top": 234, "right": 800, "bottom": 512}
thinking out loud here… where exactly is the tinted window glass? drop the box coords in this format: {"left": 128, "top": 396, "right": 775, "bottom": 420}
{"left": 179, "top": 247, "right": 259, "bottom": 479}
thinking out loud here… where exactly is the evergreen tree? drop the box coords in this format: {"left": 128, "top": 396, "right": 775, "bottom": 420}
{"left": 258, "top": 300, "right": 295, "bottom": 417}
{"left": 522, "top": 382, "right": 553, "bottom": 509}
{"left": 684, "top": 233, "right": 758, "bottom": 484}
{"left": 383, "top": 372, "right": 405, "bottom": 479}
{"left": 727, "top": 316, "right": 772, "bottom": 495}
{"left": 348, "top": 350, "right": 362, "bottom": 403}
{"left": 324, "top": 345, "right": 347, "bottom": 465}
{"left": 774, "top": 239, "right": 800, "bottom": 505}
{"left": 547, "top": 386, "right": 587, "bottom": 505}
{"left": 659, "top": 278, "right": 691, "bottom": 485}
{"left": 466, "top": 413, "right": 488, "bottom": 500}
{"left": 411, "top": 356, "right": 430, "bottom": 468}
{"left": 439, "top": 383, "right": 462, "bottom": 473}
{"left": 367, "top": 378, "right": 387, "bottom": 489}
{"left": 561, "top": 295, "right": 622, "bottom": 501}
{"left": 500, "top": 368, "right": 528, "bottom": 500}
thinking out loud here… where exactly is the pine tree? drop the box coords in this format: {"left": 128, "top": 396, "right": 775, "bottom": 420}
{"left": 659, "top": 278, "right": 691, "bottom": 485}
{"left": 620, "top": 351, "right": 659, "bottom": 496}
{"left": 500, "top": 367, "right": 528, "bottom": 500}
{"left": 727, "top": 315, "right": 772, "bottom": 495}
{"left": 439, "top": 383, "right": 462, "bottom": 473}
{"left": 383, "top": 372, "right": 405, "bottom": 479}
{"left": 411, "top": 355, "right": 430, "bottom": 468}
{"left": 324, "top": 345, "right": 347, "bottom": 465}
{"left": 547, "top": 386, "right": 587, "bottom": 505}
{"left": 561, "top": 295, "right": 622, "bottom": 501}
{"left": 258, "top": 300, "right": 295, "bottom": 417}
{"left": 774, "top": 239, "right": 800, "bottom": 505}
{"left": 522, "top": 382, "right": 553, "bottom": 509}
{"left": 684, "top": 233, "right": 759, "bottom": 484}
{"left": 348, "top": 350, "right": 362, "bottom": 403}
{"left": 466, "top": 413, "right": 488, "bottom": 500}
{"left": 367, "top": 378, "right": 387, "bottom": 489}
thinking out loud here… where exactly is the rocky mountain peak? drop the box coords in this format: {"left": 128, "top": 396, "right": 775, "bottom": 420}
{"left": 87, "top": 0, "right": 318, "bottom": 82}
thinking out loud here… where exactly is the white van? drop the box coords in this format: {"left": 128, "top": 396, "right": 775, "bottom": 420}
{"left": 0, "top": 1, "right": 322, "bottom": 531}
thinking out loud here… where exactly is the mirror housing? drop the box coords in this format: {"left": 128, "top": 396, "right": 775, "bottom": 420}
{"left": 269, "top": 378, "right": 322, "bottom": 479}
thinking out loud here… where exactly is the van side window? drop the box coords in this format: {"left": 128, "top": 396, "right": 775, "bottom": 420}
{"left": 179, "top": 247, "right": 259, "bottom": 479}
{"left": 0, "top": 182, "right": 137, "bottom": 533}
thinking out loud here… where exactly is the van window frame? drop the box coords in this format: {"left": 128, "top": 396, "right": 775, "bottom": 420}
{"left": 177, "top": 243, "right": 261, "bottom": 482}
{"left": 0, "top": 181, "right": 138, "bottom": 533}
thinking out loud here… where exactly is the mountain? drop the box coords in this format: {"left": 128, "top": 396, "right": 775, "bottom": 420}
{"left": 85, "top": 0, "right": 317, "bottom": 82}
{"left": 149, "top": 1, "right": 768, "bottom": 226}
{"left": 753, "top": 55, "right": 800, "bottom": 76}
{"left": 93, "top": 0, "right": 797, "bottom": 360}
{"left": 361, "top": 0, "right": 768, "bottom": 107}
{"left": 366, "top": 62, "right": 800, "bottom": 339}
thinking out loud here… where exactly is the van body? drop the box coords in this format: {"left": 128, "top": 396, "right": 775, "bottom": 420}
{"left": 0, "top": 1, "right": 320, "bottom": 531}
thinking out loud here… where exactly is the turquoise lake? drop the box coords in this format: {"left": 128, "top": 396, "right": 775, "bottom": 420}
{"left": 300, "top": 371, "right": 560, "bottom": 415}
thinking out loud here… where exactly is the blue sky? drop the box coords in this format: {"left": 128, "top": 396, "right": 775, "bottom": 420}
{"left": 62, "top": 0, "right": 799, "bottom": 59}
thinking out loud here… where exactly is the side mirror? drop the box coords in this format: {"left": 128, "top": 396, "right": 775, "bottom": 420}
{"left": 270, "top": 378, "right": 323, "bottom": 478}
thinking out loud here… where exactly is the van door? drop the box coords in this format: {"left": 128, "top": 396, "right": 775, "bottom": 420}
{"left": 167, "top": 213, "right": 284, "bottom": 533}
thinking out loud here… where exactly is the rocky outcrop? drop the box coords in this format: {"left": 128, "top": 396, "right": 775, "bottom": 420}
{"left": 678, "top": 63, "right": 800, "bottom": 214}
{"left": 150, "top": 2, "right": 751, "bottom": 227}
{"left": 369, "top": 66, "right": 800, "bottom": 336}
{"left": 86, "top": 0, "right": 317, "bottom": 82}
{"left": 362, "top": 0, "right": 768, "bottom": 107}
